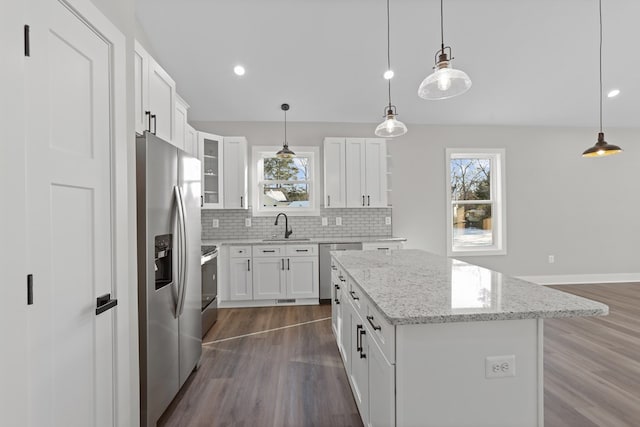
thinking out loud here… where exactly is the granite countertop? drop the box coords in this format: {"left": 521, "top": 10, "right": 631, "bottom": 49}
{"left": 202, "top": 236, "right": 407, "bottom": 246}
{"left": 331, "top": 249, "right": 609, "bottom": 325}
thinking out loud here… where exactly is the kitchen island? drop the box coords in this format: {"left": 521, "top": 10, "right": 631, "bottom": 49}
{"left": 330, "top": 249, "right": 608, "bottom": 427}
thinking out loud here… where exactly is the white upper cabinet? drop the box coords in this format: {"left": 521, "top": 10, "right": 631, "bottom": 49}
{"left": 323, "top": 138, "right": 347, "bottom": 208}
{"left": 185, "top": 124, "right": 198, "bottom": 158}
{"left": 173, "top": 94, "right": 189, "bottom": 152}
{"left": 223, "top": 137, "right": 248, "bottom": 209}
{"left": 198, "top": 132, "right": 224, "bottom": 209}
{"left": 325, "top": 137, "right": 387, "bottom": 208}
{"left": 134, "top": 40, "right": 176, "bottom": 145}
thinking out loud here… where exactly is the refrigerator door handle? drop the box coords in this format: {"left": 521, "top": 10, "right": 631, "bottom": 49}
{"left": 177, "top": 186, "right": 189, "bottom": 317}
{"left": 174, "top": 185, "right": 186, "bottom": 318}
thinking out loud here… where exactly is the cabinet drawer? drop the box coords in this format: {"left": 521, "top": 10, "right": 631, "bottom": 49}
{"left": 365, "top": 301, "right": 395, "bottom": 363}
{"left": 362, "top": 241, "right": 404, "bottom": 251}
{"left": 230, "top": 246, "right": 252, "bottom": 258}
{"left": 253, "top": 245, "right": 284, "bottom": 257}
{"left": 286, "top": 244, "right": 317, "bottom": 256}
{"left": 347, "top": 279, "right": 366, "bottom": 314}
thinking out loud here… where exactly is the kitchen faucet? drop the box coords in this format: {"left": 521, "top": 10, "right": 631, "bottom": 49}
{"left": 274, "top": 213, "right": 293, "bottom": 239}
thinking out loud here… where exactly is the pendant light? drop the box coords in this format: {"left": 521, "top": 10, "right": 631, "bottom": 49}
{"left": 417, "top": 0, "right": 471, "bottom": 100}
{"left": 276, "top": 103, "right": 295, "bottom": 158}
{"left": 375, "top": 0, "right": 408, "bottom": 138}
{"left": 582, "top": 0, "right": 622, "bottom": 157}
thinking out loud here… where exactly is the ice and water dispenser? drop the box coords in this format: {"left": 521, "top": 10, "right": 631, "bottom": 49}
{"left": 154, "top": 234, "right": 173, "bottom": 290}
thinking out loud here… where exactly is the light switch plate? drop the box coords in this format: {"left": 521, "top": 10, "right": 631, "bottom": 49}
{"left": 212, "top": 219, "right": 219, "bottom": 228}
{"left": 245, "top": 218, "right": 252, "bottom": 227}
{"left": 385, "top": 216, "right": 392, "bottom": 225}
{"left": 335, "top": 217, "right": 342, "bottom": 226}
{"left": 321, "top": 217, "right": 328, "bottom": 226}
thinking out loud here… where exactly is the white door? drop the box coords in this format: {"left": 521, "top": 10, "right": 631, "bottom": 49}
{"left": 323, "top": 137, "right": 346, "bottom": 208}
{"left": 25, "top": 1, "right": 116, "bottom": 425}
{"left": 287, "top": 257, "right": 318, "bottom": 298}
{"left": 364, "top": 139, "right": 388, "bottom": 207}
{"left": 252, "top": 258, "right": 286, "bottom": 299}
{"left": 349, "top": 309, "right": 369, "bottom": 426}
{"left": 345, "top": 138, "right": 366, "bottom": 207}
{"left": 368, "top": 339, "right": 395, "bottom": 427}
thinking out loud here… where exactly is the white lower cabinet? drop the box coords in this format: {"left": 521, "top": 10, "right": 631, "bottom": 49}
{"left": 252, "top": 257, "right": 286, "bottom": 299}
{"left": 337, "top": 261, "right": 396, "bottom": 427}
{"left": 226, "top": 244, "right": 319, "bottom": 305}
{"left": 229, "top": 246, "right": 252, "bottom": 300}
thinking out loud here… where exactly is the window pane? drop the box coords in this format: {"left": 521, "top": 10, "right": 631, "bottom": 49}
{"left": 452, "top": 203, "right": 493, "bottom": 247}
{"left": 450, "top": 158, "right": 491, "bottom": 201}
{"left": 261, "top": 183, "right": 309, "bottom": 207}
{"left": 263, "top": 157, "right": 310, "bottom": 181}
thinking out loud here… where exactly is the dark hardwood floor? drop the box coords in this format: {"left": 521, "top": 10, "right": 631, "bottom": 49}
{"left": 159, "top": 283, "right": 640, "bottom": 427}
{"left": 158, "top": 304, "right": 363, "bottom": 427}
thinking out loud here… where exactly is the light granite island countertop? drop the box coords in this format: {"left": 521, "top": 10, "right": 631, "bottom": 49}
{"left": 329, "top": 249, "right": 608, "bottom": 427}
{"left": 331, "top": 249, "right": 608, "bottom": 325}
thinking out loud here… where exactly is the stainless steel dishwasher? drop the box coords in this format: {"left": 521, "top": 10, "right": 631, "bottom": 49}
{"left": 319, "top": 243, "right": 362, "bottom": 301}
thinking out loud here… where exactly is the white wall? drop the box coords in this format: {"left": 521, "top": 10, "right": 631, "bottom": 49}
{"left": 193, "top": 120, "right": 640, "bottom": 278}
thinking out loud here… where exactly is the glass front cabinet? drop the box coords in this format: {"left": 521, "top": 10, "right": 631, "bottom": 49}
{"left": 198, "top": 132, "right": 224, "bottom": 209}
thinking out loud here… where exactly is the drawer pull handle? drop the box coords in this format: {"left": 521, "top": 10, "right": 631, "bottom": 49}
{"left": 349, "top": 291, "right": 359, "bottom": 301}
{"left": 263, "top": 250, "right": 276, "bottom": 253}
{"left": 366, "top": 315, "right": 382, "bottom": 331}
{"left": 296, "top": 249, "right": 308, "bottom": 252}
{"left": 331, "top": 265, "right": 337, "bottom": 271}
{"left": 377, "top": 247, "right": 390, "bottom": 251}
{"left": 335, "top": 283, "right": 340, "bottom": 290}
{"left": 334, "top": 298, "right": 340, "bottom": 305}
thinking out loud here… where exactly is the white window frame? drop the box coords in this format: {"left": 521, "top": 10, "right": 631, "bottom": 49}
{"left": 446, "top": 148, "right": 506, "bottom": 256}
{"left": 252, "top": 146, "right": 320, "bottom": 217}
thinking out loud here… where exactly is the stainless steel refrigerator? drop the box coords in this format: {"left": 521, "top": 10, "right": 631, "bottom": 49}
{"left": 136, "top": 132, "right": 202, "bottom": 427}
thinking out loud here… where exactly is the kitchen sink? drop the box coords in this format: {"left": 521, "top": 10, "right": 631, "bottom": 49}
{"left": 262, "top": 238, "right": 311, "bottom": 242}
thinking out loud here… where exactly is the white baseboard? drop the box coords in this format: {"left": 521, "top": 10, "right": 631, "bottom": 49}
{"left": 516, "top": 273, "right": 640, "bottom": 286}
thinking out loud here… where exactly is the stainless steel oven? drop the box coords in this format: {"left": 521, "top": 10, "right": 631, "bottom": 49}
{"left": 201, "top": 246, "right": 218, "bottom": 337}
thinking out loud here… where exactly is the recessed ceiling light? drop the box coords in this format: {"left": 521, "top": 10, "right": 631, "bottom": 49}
{"left": 383, "top": 69, "right": 394, "bottom": 80}
{"left": 233, "top": 65, "right": 245, "bottom": 76}
{"left": 607, "top": 89, "right": 620, "bottom": 98}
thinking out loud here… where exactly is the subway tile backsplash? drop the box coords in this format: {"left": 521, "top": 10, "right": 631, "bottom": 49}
{"left": 201, "top": 208, "right": 392, "bottom": 240}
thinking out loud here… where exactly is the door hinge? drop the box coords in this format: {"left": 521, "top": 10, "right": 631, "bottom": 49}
{"left": 24, "top": 25, "right": 30, "bottom": 57}
{"left": 27, "top": 274, "right": 33, "bottom": 305}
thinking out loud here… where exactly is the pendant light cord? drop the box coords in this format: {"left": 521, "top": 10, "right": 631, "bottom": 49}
{"left": 284, "top": 108, "right": 287, "bottom": 145}
{"left": 386, "top": 0, "right": 392, "bottom": 107}
{"left": 599, "top": 0, "right": 603, "bottom": 133}
{"left": 440, "top": 0, "right": 445, "bottom": 51}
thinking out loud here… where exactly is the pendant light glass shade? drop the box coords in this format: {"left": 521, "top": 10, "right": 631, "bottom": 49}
{"left": 418, "top": 58, "right": 472, "bottom": 100}
{"left": 418, "top": 0, "right": 471, "bottom": 100}
{"left": 582, "top": 132, "right": 622, "bottom": 157}
{"left": 276, "top": 103, "right": 295, "bottom": 158}
{"left": 375, "top": 106, "right": 408, "bottom": 137}
{"left": 582, "top": 0, "right": 622, "bottom": 158}
{"left": 375, "top": 0, "right": 407, "bottom": 138}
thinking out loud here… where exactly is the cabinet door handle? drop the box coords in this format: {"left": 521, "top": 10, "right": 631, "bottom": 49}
{"left": 349, "top": 291, "right": 359, "bottom": 301}
{"left": 151, "top": 114, "right": 157, "bottom": 135}
{"left": 334, "top": 297, "right": 340, "bottom": 305}
{"left": 356, "top": 324, "right": 363, "bottom": 352}
{"left": 331, "top": 265, "right": 337, "bottom": 271}
{"left": 247, "top": 259, "right": 251, "bottom": 271}
{"left": 281, "top": 258, "right": 285, "bottom": 270}
{"left": 339, "top": 275, "right": 346, "bottom": 282}
{"left": 287, "top": 258, "right": 290, "bottom": 270}
{"left": 327, "top": 195, "right": 330, "bottom": 207}
{"left": 362, "top": 195, "right": 365, "bottom": 206}
{"left": 240, "top": 196, "right": 243, "bottom": 208}
{"left": 359, "top": 328, "right": 367, "bottom": 358}
{"left": 335, "top": 283, "right": 340, "bottom": 291}
{"left": 367, "top": 195, "right": 370, "bottom": 206}
{"left": 200, "top": 195, "right": 204, "bottom": 207}
{"left": 145, "top": 111, "right": 151, "bottom": 132}
{"left": 366, "top": 315, "right": 382, "bottom": 331}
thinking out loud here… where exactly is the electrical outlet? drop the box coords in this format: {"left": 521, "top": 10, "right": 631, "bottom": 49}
{"left": 385, "top": 216, "right": 392, "bottom": 225}
{"left": 335, "top": 217, "right": 342, "bottom": 226}
{"left": 212, "top": 219, "right": 219, "bottom": 228}
{"left": 245, "top": 218, "right": 252, "bottom": 227}
{"left": 321, "top": 217, "right": 328, "bottom": 226}
{"left": 548, "top": 255, "right": 555, "bottom": 264}
{"left": 485, "top": 355, "right": 516, "bottom": 379}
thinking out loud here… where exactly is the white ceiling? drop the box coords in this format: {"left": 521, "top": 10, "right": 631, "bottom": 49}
{"left": 136, "top": 0, "right": 640, "bottom": 127}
